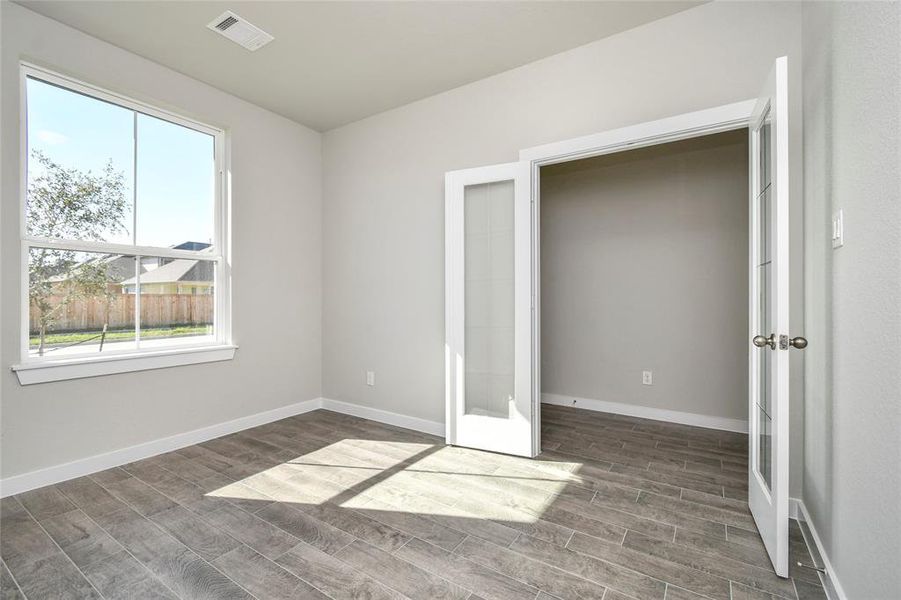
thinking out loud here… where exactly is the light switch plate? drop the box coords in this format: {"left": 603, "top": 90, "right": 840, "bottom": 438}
{"left": 832, "top": 209, "right": 844, "bottom": 249}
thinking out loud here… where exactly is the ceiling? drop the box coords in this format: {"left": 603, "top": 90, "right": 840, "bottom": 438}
{"left": 19, "top": 1, "right": 703, "bottom": 131}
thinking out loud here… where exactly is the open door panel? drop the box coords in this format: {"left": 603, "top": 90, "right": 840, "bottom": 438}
{"left": 445, "top": 161, "right": 535, "bottom": 457}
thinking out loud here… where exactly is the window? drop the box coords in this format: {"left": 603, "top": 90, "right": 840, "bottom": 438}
{"left": 15, "top": 64, "right": 232, "bottom": 383}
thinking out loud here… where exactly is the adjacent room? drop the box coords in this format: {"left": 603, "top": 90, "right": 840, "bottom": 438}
{"left": 1, "top": 2, "right": 898, "bottom": 600}
{"left": 539, "top": 131, "right": 750, "bottom": 432}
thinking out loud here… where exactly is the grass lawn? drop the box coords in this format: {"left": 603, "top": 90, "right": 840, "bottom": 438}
{"left": 30, "top": 325, "right": 211, "bottom": 347}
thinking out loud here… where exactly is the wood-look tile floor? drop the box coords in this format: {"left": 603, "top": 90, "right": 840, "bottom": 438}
{"left": 1, "top": 405, "right": 827, "bottom": 600}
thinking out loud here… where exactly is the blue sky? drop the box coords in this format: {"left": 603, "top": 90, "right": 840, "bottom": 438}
{"left": 26, "top": 77, "right": 214, "bottom": 249}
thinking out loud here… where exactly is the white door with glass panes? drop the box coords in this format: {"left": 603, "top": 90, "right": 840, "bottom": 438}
{"left": 748, "top": 56, "right": 804, "bottom": 578}
{"left": 444, "top": 161, "right": 536, "bottom": 457}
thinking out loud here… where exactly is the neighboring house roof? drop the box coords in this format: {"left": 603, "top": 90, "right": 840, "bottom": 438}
{"left": 119, "top": 258, "right": 213, "bottom": 286}
{"left": 47, "top": 253, "right": 143, "bottom": 284}
{"left": 46, "top": 242, "right": 213, "bottom": 286}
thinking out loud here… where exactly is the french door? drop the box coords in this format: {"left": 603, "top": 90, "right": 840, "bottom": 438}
{"left": 444, "top": 161, "right": 536, "bottom": 457}
{"left": 749, "top": 56, "right": 801, "bottom": 578}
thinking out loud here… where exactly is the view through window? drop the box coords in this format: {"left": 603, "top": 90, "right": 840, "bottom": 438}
{"left": 23, "top": 69, "right": 224, "bottom": 360}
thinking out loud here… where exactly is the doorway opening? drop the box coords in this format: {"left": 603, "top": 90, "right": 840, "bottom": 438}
{"left": 538, "top": 129, "right": 751, "bottom": 441}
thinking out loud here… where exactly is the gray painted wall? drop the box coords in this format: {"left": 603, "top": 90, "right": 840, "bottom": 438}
{"left": 322, "top": 1, "right": 806, "bottom": 494}
{"left": 801, "top": 2, "right": 901, "bottom": 598}
{"left": 540, "top": 132, "right": 749, "bottom": 421}
{"left": 0, "top": 4, "right": 323, "bottom": 479}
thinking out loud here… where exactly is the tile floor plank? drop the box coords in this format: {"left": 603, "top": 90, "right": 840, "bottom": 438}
{"left": 213, "top": 544, "right": 330, "bottom": 599}
{"left": 201, "top": 503, "right": 301, "bottom": 559}
{"left": 0, "top": 504, "right": 60, "bottom": 572}
{"left": 99, "top": 476, "right": 178, "bottom": 517}
{"left": 454, "top": 535, "right": 608, "bottom": 600}
{"left": 12, "top": 552, "right": 102, "bottom": 599}
{"left": 15, "top": 486, "right": 76, "bottom": 521}
{"left": 394, "top": 537, "right": 540, "bottom": 600}
{"left": 0, "top": 559, "right": 25, "bottom": 599}
{"left": 510, "top": 533, "right": 667, "bottom": 600}
{"left": 621, "top": 531, "right": 797, "bottom": 599}
{"left": 276, "top": 541, "right": 407, "bottom": 600}
{"left": 41, "top": 509, "right": 124, "bottom": 570}
{"left": 256, "top": 502, "right": 356, "bottom": 555}
{"left": 566, "top": 532, "right": 730, "bottom": 600}
{"left": 335, "top": 539, "right": 469, "bottom": 600}
{"left": 148, "top": 505, "right": 242, "bottom": 562}
{"left": 80, "top": 550, "right": 178, "bottom": 600}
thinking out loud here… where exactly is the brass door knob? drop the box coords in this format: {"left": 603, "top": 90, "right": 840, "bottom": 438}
{"left": 753, "top": 334, "right": 776, "bottom": 349}
{"left": 789, "top": 336, "right": 808, "bottom": 349}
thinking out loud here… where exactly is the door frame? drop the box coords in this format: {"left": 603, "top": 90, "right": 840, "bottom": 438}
{"left": 518, "top": 98, "right": 758, "bottom": 457}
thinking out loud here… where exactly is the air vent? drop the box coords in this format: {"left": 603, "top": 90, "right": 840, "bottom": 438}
{"left": 206, "top": 11, "right": 273, "bottom": 52}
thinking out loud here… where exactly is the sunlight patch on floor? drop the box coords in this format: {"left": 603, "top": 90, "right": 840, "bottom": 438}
{"left": 205, "top": 438, "right": 586, "bottom": 524}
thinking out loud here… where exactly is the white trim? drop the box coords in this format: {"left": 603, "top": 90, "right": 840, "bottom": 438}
{"left": 519, "top": 99, "right": 756, "bottom": 165}
{"left": 320, "top": 398, "right": 444, "bottom": 437}
{"left": 541, "top": 393, "right": 748, "bottom": 433}
{"left": 11, "top": 344, "right": 238, "bottom": 385}
{"left": 792, "top": 498, "right": 848, "bottom": 600}
{"left": 788, "top": 497, "right": 801, "bottom": 520}
{"left": 0, "top": 397, "right": 321, "bottom": 498}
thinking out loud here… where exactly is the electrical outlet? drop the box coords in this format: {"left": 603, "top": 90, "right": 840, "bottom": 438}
{"left": 366, "top": 371, "right": 375, "bottom": 386}
{"left": 642, "top": 370, "right": 653, "bottom": 385}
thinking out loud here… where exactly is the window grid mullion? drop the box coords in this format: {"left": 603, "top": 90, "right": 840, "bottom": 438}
{"left": 133, "top": 256, "right": 140, "bottom": 349}
{"left": 133, "top": 110, "right": 140, "bottom": 349}
{"left": 21, "top": 237, "right": 221, "bottom": 261}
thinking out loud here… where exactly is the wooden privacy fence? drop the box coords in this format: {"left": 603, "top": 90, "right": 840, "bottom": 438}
{"left": 31, "top": 294, "right": 214, "bottom": 332}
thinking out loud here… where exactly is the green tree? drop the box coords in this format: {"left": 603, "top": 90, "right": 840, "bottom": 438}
{"left": 27, "top": 151, "right": 128, "bottom": 355}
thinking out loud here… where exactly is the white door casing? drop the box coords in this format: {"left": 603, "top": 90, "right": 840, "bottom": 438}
{"left": 445, "top": 161, "right": 536, "bottom": 457}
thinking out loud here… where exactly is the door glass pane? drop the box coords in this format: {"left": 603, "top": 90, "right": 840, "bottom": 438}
{"left": 754, "top": 109, "right": 774, "bottom": 490}
{"left": 759, "top": 405, "right": 772, "bottom": 489}
{"left": 464, "top": 180, "right": 514, "bottom": 418}
{"left": 759, "top": 115, "right": 771, "bottom": 192}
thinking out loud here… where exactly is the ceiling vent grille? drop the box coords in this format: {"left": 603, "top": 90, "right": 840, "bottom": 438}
{"left": 206, "top": 11, "right": 273, "bottom": 52}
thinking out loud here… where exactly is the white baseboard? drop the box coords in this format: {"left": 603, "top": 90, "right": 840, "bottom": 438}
{"left": 0, "top": 398, "right": 322, "bottom": 498}
{"left": 542, "top": 393, "right": 748, "bottom": 433}
{"left": 789, "top": 497, "right": 802, "bottom": 520}
{"left": 0, "top": 396, "right": 446, "bottom": 498}
{"left": 792, "top": 498, "right": 847, "bottom": 600}
{"left": 320, "top": 398, "right": 444, "bottom": 437}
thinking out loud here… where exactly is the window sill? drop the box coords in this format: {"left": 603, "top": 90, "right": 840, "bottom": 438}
{"left": 11, "top": 344, "right": 237, "bottom": 385}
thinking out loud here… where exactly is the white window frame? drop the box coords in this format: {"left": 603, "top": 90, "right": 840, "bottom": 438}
{"left": 12, "top": 63, "right": 234, "bottom": 385}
